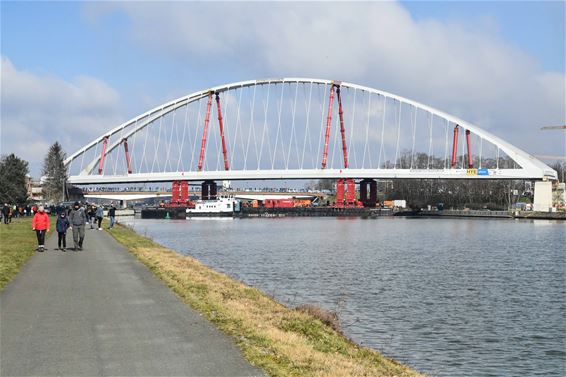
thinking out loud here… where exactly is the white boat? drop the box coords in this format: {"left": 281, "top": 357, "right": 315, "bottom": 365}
{"left": 186, "top": 196, "right": 236, "bottom": 217}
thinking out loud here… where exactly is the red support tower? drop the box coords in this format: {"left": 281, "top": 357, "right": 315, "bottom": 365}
{"left": 215, "top": 93, "right": 230, "bottom": 171}
{"left": 197, "top": 92, "right": 230, "bottom": 172}
{"left": 466, "top": 129, "right": 473, "bottom": 168}
{"left": 198, "top": 93, "right": 214, "bottom": 171}
{"left": 321, "top": 82, "right": 351, "bottom": 170}
{"left": 123, "top": 138, "right": 132, "bottom": 174}
{"left": 451, "top": 125, "right": 459, "bottom": 168}
{"left": 335, "top": 178, "right": 357, "bottom": 208}
{"left": 335, "top": 179, "right": 345, "bottom": 207}
{"left": 321, "top": 82, "right": 356, "bottom": 207}
{"left": 336, "top": 86, "right": 349, "bottom": 168}
{"left": 346, "top": 178, "right": 356, "bottom": 206}
{"left": 170, "top": 181, "right": 189, "bottom": 206}
{"left": 98, "top": 136, "right": 109, "bottom": 174}
{"left": 322, "top": 85, "right": 336, "bottom": 169}
{"left": 180, "top": 181, "right": 189, "bottom": 203}
{"left": 171, "top": 181, "right": 181, "bottom": 204}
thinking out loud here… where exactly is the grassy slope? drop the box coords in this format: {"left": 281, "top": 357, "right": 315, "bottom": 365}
{"left": 0, "top": 216, "right": 55, "bottom": 290}
{"left": 108, "top": 223, "right": 423, "bottom": 377}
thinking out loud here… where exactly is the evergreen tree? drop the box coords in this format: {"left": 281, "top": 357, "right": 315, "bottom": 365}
{"left": 42, "top": 142, "right": 68, "bottom": 203}
{"left": 0, "top": 154, "right": 29, "bottom": 204}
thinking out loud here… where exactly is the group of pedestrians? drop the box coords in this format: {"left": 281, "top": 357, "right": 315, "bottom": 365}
{"left": 2, "top": 203, "right": 57, "bottom": 222}
{"left": 32, "top": 202, "right": 117, "bottom": 252}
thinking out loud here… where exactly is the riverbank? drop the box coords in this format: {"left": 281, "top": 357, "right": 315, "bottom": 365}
{"left": 108, "top": 223, "right": 422, "bottom": 376}
{"left": 415, "top": 209, "right": 566, "bottom": 220}
{"left": 0, "top": 217, "right": 54, "bottom": 290}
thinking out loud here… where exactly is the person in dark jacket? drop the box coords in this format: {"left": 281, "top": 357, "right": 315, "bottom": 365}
{"left": 2, "top": 204, "right": 10, "bottom": 224}
{"left": 56, "top": 212, "right": 70, "bottom": 251}
{"left": 69, "top": 202, "right": 87, "bottom": 251}
{"left": 88, "top": 205, "right": 96, "bottom": 229}
{"left": 108, "top": 204, "right": 116, "bottom": 229}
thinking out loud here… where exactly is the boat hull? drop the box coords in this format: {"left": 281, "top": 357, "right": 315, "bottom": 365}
{"left": 186, "top": 212, "right": 234, "bottom": 217}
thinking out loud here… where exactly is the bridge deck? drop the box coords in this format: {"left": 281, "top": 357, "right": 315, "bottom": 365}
{"left": 0, "top": 226, "right": 263, "bottom": 376}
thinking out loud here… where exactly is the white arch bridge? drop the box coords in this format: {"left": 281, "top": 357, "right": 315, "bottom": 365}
{"left": 65, "top": 78, "right": 557, "bottom": 184}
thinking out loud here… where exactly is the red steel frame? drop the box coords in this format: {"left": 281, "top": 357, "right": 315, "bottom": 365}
{"left": 322, "top": 85, "right": 336, "bottom": 169}
{"left": 123, "top": 138, "right": 132, "bottom": 174}
{"left": 197, "top": 93, "right": 214, "bottom": 171}
{"left": 197, "top": 92, "right": 230, "bottom": 171}
{"left": 98, "top": 136, "right": 109, "bottom": 174}
{"left": 336, "top": 87, "right": 349, "bottom": 168}
{"left": 451, "top": 125, "right": 459, "bottom": 168}
{"left": 215, "top": 93, "right": 230, "bottom": 171}
{"left": 466, "top": 129, "right": 473, "bottom": 168}
{"left": 322, "top": 83, "right": 349, "bottom": 169}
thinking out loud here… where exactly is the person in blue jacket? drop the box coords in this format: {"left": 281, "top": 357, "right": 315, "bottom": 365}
{"left": 56, "top": 212, "right": 70, "bottom": 251}
{"left": 95, "top": 205, "right": 104, "bottom": 230}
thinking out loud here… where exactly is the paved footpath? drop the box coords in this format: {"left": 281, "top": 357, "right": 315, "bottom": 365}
{"left": 1, "top": 227, "right": 264, "bottom": 377}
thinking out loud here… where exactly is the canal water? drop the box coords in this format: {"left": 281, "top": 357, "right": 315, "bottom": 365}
{"left": 122, "top": 217, "right": 565, "bottom": 376}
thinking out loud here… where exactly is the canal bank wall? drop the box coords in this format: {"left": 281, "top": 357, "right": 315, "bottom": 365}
{"left": 107, "top": 223, "right": 422, "bottom": 377}
{"left": 415, "top": 209, "right": 566, "bottom": 220}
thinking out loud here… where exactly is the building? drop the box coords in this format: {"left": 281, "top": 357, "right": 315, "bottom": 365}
{"left": 25, "top": 175, "right": 44, "bottom": 202}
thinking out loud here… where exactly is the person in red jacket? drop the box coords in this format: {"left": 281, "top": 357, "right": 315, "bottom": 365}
{"left": 32, "top": 206, "right": 50, "bottom": 252}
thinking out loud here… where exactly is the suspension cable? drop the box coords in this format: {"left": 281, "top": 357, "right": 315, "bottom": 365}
{"left": 301, "top": 81, "right": 313, "bottom": 169}
{"left": 394, "top": 100, "right": 402, "bottom": 169}
{"left": 378, "top": 95, "right": 387, "bottom": 168}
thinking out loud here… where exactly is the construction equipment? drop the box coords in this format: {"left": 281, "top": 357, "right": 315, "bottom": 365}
{"left": 540, "top": 125, "right": 566, "bottom": 130}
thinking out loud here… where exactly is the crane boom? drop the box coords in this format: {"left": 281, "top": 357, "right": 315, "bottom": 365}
{"left": 540, "top": 125, "right": 566, "bottom": 130}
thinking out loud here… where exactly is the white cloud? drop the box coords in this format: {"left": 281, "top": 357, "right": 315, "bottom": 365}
{"left": 1, "top": 57, "right": 124, "bottom": 176}
{"left": 86, "top": 1, "right": 565, "bottom": 159}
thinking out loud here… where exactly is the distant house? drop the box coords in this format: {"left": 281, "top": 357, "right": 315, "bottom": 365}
{"left": 26, "top": 175, "right": 43, "bottom": 202}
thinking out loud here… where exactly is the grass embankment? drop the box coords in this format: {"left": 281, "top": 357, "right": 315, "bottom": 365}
{"left": 0, "top": 216, "right": 55, "bottom": 290}
{"left": 108, "top": 223, "right": 422, "bottom": 377}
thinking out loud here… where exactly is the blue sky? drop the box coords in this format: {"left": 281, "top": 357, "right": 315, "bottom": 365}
{"left": 1, "top": 1, "right": 564, "bottom": 177}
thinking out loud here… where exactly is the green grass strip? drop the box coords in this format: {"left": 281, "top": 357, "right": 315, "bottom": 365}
{"left": 0, "top": 216, "right": 55, "bottom": 290}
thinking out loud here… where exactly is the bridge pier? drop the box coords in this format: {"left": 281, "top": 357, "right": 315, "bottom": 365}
{"left": 171, "top": 181, "right": 189, "bottom": 205}
{"left": 335, "top": 179, "right": 356, "bottom": 207}
{"left": 359, "top": 179, "right": 377, "bottom": 207}
{"left": 533, "top": 181, "right": 553, "bottom": 212}
{"left": 201, "top": 180, "right": 218, "bottom": 200}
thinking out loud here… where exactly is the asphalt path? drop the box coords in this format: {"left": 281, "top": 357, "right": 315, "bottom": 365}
{"left": 1, "top": 225, "right": 264, "bottom": 376}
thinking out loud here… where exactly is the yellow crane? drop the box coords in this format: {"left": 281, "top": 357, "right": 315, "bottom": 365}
{"left": 540, "top": 125, "right": 566, "bottom": 130}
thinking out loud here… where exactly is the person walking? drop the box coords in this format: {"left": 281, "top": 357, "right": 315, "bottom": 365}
{"left": 108, "top": 204, "right": 116, "bottom": 229}
{"left": 1, "top": 204, "right": 9, "bottom": 224}
{"left": 69, "top": 202, "right": 87, "bottom": 251}
{"left": 88, "top": 205, "right": 96, "bottom": 230}
{"left": 95, "top": 205, "right": 104, "bottom": 230}
{"left": 56, "top": 212, "right": 70, "bottom": 251}
{"left": 32, "top": 206, "right": 50, "bottom": 252}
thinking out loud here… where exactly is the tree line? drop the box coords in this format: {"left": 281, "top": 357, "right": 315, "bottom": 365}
{"left": 311, "top": 151, "right": 565, "bottom": 210}
{"left": 0, "top": 142, "right": 67, "bottom": 205}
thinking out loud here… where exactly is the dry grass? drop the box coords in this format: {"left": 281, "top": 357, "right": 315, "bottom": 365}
{"left": 108, "top": 223, "right": 423, "bottom": 377}
{"left": 296, "top": 304, "right": 341, "bottom": 334}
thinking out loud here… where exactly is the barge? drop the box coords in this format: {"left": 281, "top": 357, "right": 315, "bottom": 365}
{"left": 186, "top": 196, "right": 237, "bottom": 217}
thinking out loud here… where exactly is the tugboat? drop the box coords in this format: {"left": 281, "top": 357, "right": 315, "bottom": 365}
{"left": 186, "top": 196, "right": 237, "bottom": 217}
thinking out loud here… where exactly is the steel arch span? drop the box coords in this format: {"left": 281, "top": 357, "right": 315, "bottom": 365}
{"left": 65, "top": 78, "right": 557, "bottom": 184}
